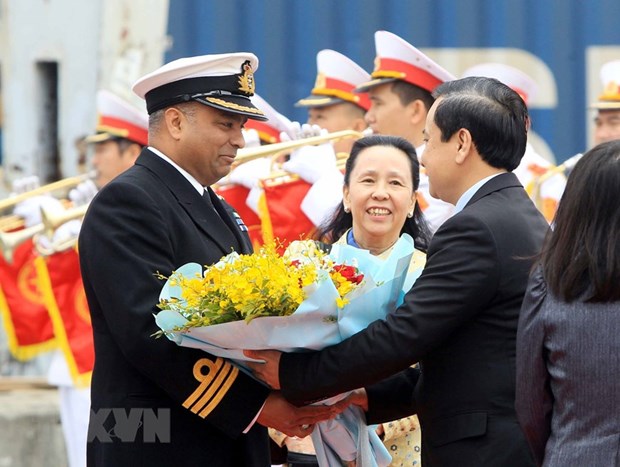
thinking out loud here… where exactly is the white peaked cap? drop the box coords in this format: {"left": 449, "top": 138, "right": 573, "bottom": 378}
{"left": 86, "top": 89, "right": 149, "bottom": 146}
{"left": 462, "top": 63, "right": 538, "bottom": 105}
{"left": 132, "top": 52, "right": 267, "bottom": 120}
{"left": 245, "top": 94, "right": 293, "bottom": 143}
{"left": 356, "top": 30, "right": 455, "bottom": 93}
{"left": 297, "top": 49, "right": 371, "bottom": 110}
{"left": 318, "top": 50, "right": 370, "bottom": 87}
{"left": 592, "top": 59, "right": 620, "bottom": 109}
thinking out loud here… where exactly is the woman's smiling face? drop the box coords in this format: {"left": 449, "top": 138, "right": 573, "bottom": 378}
{"left": 343, "top": 144, "right": 417, "bottom": 251}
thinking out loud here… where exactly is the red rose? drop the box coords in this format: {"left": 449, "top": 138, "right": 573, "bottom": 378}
{"left": 333, "top": 264, "right": 364, "bottom": 284}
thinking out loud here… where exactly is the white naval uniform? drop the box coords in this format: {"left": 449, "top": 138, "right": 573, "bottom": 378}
{"left": 517, "top": 143, "right": 569, "bottom": 223}
{"left": 47, "top": 345, "right": 90, "bottom": 467}
{"left": 513, "top": 142, "right": 552, "bottom": 190}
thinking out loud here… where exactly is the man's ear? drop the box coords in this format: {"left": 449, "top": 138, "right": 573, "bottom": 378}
{"left": 165, "top": 107, "right": 184, "bottom": 140}
{"left": 455, "top": 128, "right": 473, "bottom": 164}
{"left": 409, "top": 99, "right": 427, "bottom": 126}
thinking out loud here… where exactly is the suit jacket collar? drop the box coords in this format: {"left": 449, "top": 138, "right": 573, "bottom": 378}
{"left": 135, "top": 149, "right": 252, "bottom": 255}
{"left": 465, "top": 172, "right": 522, "bottom": 208}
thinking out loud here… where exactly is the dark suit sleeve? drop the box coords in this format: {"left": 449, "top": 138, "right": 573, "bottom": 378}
{"left": 280, "top": 211, "right": 500, "bottom": 404}
{"left": 515, "top": 267, "right": 552, "bottom": 465}
{"left": 365, "top": 367, "right": 420, "bottom": 424}
{"left": 80, "top": 181, "right": 268, "bottom": 437}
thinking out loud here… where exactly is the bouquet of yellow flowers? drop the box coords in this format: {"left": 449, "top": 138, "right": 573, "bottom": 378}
{"left": 156, "top": 241, "right": 365, "bottom": 330}
{"left": 155, "top": 234, "right": 418, "bottom": 363}
{"left": 154, "top": 234, "right": 422, "bottom": 467}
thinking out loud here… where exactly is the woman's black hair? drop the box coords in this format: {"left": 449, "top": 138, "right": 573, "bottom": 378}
{"left": 541, "top": 139, "right": 620, "bottom": 302}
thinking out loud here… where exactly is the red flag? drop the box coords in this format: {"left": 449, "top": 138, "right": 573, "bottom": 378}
{"left": 35, "top": 249, "right": 93, "bottom": 387}
{"left": 0, "top": 239, "right": 56, "bottom": 359}
{"left": 261, "top": 177, "right": 317, "bottom": 252}
{"left": 215, "top": 184, "right": 264, "bottom": 248}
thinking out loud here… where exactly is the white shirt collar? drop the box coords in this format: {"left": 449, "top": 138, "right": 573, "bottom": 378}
{"left": 148, "top": 146, "right": 206, "bottom": 195}
{"left": 416, "top": 143, "right": 425, "bottom": 159}
{"left": 454, "top": 173, "right": 503, "bottom": 214}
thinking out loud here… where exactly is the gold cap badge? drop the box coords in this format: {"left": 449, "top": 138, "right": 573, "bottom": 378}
{"left": 238, "top": 60, "right": 255, "bottom": 95}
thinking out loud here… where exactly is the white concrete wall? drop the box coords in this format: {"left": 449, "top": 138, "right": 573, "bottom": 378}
{"left": 0, "top": 0, "right": 169, "bottom": 185}
{"left": 98, "top": 0, "right": 171, "bottom": 111}
{"left": 0, "top": 388, "right": 67, "bottom": 467}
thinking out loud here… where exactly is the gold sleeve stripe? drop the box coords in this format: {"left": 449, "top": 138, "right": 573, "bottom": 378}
{"left": 198, "top": 365, "right": 238, "bottom": 418}
{"left": 183, "top": 358, "right": 239, "bottom": 418}
{"left": 191, "top": 362, "right": 235, "bottom": 414}
{"left": 183, "top": 358, "right": 224, "bottom": 409}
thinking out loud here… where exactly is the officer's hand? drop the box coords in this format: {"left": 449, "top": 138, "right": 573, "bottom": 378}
{"left": 68, "top": 180, "right": 98, "bottom": 207}
{"left": 34, "top": 219, "right": 81, "bottom": 254}
{"left": 11, "top": 175, "right": 41, "bottom": 194}
{"left": 282, "top": 143, "right": 337, "bottom": 184}
{"left": 242, "top": 128, "right": 261, "bottom": 149}
{"left": 257, "top": 392, "right": 341, "bottom": 438}
{"left": 51, "top": 219, "right": 82, "bottom": 250}
{"left": 338, "top": 388, "right": 369, "bottom": 412}
{"left": 228, "top": 157, "right": 272, "bottom": 189}
{"left": 279, "top": 122, "right": 327, "bottom": 143}
{"left": 13, "top": 196, "right": 64, "bottom": 228}
{"left": 244, "top": 349, "right": 283, "bottom": 389}
{"left": 11, "top": 175, "right": 64, "bottom": 227}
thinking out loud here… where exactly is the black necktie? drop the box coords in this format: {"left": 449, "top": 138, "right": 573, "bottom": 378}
{"left": 202, "top": 189, "right": 241, "bottom": 250}
{"left": 203, "top": 189, "right": 222, "bottom": 219}
{"left": 202, "top": 189, "right": 214, "bottom": 208}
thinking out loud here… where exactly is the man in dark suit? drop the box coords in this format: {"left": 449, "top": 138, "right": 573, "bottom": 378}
{"left": 79, "top": 53, "right": 334, "bottom": 467}
{"left": 246, "top": 76, "right": 548, "bottom": 466}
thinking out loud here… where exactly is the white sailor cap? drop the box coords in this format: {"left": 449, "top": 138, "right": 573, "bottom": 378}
{"left": 244, "top": 94, "right": 293, "bottom": 143}
{"left": 132, "top": 52, "right": 268, "bottom": 121}
{"left": 85, "top": 90, "right": 149, "bottom": 146}
{"left": 355, "top": 31, "right": 455, "bottom": 93}
{"left": 591, "top": 59, "right": 620, "bottom": 110}
{"left": 296, "top": 49, "right": 371, "bottom": 111}
{"left": 462, "top": 63, "right": 538, "bottom": 105}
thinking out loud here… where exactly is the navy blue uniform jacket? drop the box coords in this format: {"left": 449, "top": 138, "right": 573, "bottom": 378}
{"left": 79, "top": 149, "right": 270, "bottom": 467}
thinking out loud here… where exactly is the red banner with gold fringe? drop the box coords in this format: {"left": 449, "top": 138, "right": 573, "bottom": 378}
{"left": 35, "top": 249, "right": 93, "bottom": 387}
{"left": 0, "top": 239, "right": 56, "bottom": 360}
{"left": 261, "top": 178, "right": 317, "bottom": 253}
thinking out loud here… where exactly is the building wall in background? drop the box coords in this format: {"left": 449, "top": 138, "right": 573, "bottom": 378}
{"left": 0, "top": 0, "right": 168, "bottom": 184}
{"left": 166, "top": 0, "right": 620, "bottom": 163}
{"left": 0, "top": 0, "right": 102, "bottom": 182}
